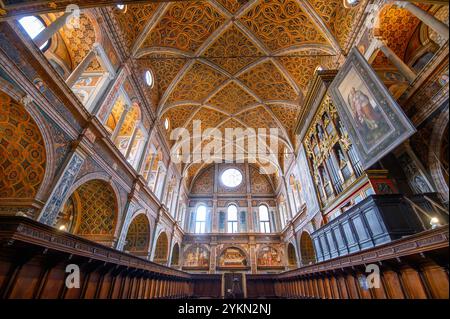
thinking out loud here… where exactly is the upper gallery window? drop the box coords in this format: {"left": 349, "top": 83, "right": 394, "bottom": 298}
{"left": 259, "top": 205, "right": 271, "bottom": 233}
{"left": 227, "top": 205, "right": 238, "bottom": 234}
{"left": 221, "top": 168, "right": 243, "bottom": 188}
{"left": 145, "top": 70, "right": 154, "bottom": 87}
{"left": 195, "top": 205, "right": 207, "bottom": 234}
{"left": 164, "top": 118, "right": 170, "bottom": 130}
{"left": 19, "top": 16, "right": 50, "bottom": 51}
{"left": 116, "top": 4, "right": 127, "bottom": 11}
{"left": 343, "top": 0, "right": 360, "bottom": 8}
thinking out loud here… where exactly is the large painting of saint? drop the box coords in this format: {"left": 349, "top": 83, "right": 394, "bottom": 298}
{"left": 330, "top": 48, "right": 416, "bottom": 169}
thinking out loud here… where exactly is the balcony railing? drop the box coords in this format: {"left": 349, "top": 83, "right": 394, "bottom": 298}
{"left": 311, "top": 194, "right": 446, "bottom": 262}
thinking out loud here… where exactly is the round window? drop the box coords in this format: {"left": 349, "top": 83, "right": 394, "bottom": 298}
{"left": 164, "top": 118, "right": 170, "bottom": 130}
{"left": 221, "top": 169, "right": 243, "bottom": 188}
{"left": 145, "top": 70, "right": 154, "bottom": 87}
{"left": 343, "top": 0, "right": 360, "bottom": 8}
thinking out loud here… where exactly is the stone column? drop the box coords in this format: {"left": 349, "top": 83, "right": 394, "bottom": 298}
{"left": 34, "top": 12, "right": 73, "bottom": 48}
{"left": 111, "top": 103, "right": 131, "bottom": 142}
{"left": 38, "top": 150, "right": 86, "bottom": 226}
{"left": 396, "top": 2, "right": 449, "bottom": 40}
{"left": 375, "top": 38, "right": 417, "bottom": 83}
{"left": 66, "top": 43, "right": 101, "bottom": 87}
{"left": 282, "top": 176, "right": 295, "bottom": 219}
{"left": 96, "top": 68, "right": 126, "bottom": 123}
{"left": 124, "top": 123, "right": 141, "bottom": 160}
{"left": 115, "top": 200, "right": 137, "bottom": 251}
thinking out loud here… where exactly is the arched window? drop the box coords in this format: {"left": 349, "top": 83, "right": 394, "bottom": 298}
{"left": 279, "top": 202, "right": 287, "bottom": 229}
{"left": 116, "top": 4, "right": 127, "bottom": 11}
{"left": 227, "top": 205, "right": 238, "bottom": 233}
{"left": 170, "top": 243, "right": 180, "bottom": 267}
{"left": 195, "top": 205, "right": 207, "bottom": 234}
{"left": 154, "top": 232, "right": 169, "bottom": 264}
{"left": 145, "top": 70, "right": 154, "bottom": 87}
{"left": 259, "top": 205, "right": 271, "bottom": 233}
{"left": 164, "top": 118, "right": 170, "bottom": 130}
{"left": 300, "top": 232, "right": 316, "bottom": 266}
{"left": 19, "top": 16, "right": 50, "bottom": 51}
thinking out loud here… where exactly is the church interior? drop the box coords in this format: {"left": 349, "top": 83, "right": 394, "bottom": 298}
{"left": 0, "top": 0, "right": 448, "bottom": 300}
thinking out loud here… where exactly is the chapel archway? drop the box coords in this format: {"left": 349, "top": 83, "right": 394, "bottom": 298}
{"left": 0, "top": 91, "right": 46, "bottom": 214}
{"left": 299, "top": 231, "right": 316, "bottom": 266}
{"left": 124, "top": 213, "right": 150, "bottom": 257}
{"left": 54, "top": 179, "right": 118, "bottom": 246}
{"left": 170, "top": 243, "right": 180, "bottom": 268}
{"left": 153, "top": 232, "right": 169, "bottom": 265}
{"left": 287, "top": 243, "right": 298, "bottom": 268}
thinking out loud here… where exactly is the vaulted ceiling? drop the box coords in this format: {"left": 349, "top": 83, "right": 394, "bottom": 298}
{"left": 110, "top": 0, "right": 367, "bottom": 184}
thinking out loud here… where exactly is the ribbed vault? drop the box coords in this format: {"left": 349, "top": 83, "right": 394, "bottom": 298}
{"left": 110, "top": 0, "right": 367, "bottom": 183}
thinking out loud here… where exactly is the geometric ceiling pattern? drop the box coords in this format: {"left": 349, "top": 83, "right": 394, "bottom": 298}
{"left": 110, "top": 0, "right": 367, "bottom": 182}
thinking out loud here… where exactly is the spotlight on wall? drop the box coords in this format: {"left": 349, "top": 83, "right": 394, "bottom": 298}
{"left": 430, "top": 217, "right": 440, "bottom": 229}
{"left": 59, "top": 225, "right": 67, "bottom": 231}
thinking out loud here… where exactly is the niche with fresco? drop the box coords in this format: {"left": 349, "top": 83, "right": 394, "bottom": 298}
{"left": 257, "top": 246, "right": 284, "bottom": 270}
{"left": 217, "top": 247, "right": 249, "bottom": 270}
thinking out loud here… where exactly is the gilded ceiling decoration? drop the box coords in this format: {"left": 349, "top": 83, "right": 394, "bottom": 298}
{"left": 73, "top": 179, "right": 117, "bottom": 236}
{"left": 190, "top": 164, "right": 214, "bottom": 194}
{"left": 162, "top": 104, "right": 199, "bottom": 145}
{"left": 112, "top": 4, "right": 160, "bottom": 50}
{"left": 142, "top": 1, "right": 226, "bottom": 53}
{"left": 239, "top": 0, "right": 328, "bottom": 51}
{"left": 0, "top": 92, "right": 46, "bottom": 199}
{"left": 138, "top": 54, "right": 186, "bottom": 100}
{"left": 308, "top": 0, "right": 363, "bottom": 51}
{"left": 186, "top": 107, "right": 229, "bottom": 133}
{"left": 250, "top": 165, "right": 274, "bottom": 194}
{"left": 237, "top": 106, "right": 280, "bottom": 132}
{"left": 216, "top": 0, "right": 250, "bottom": 14}
{"left": 207, "top": 81, "right": 257, "bottom": 115}
{"left": 124, "top": 214, "right": 150, "bottom": 252}
{"left": 163, "top": 105, "right": 199, "bottom": 130}
{"left": 166, "top": 62, "right": 228, "bottom": 104}
{"left": 238, "top": 60, "right": 299, "bottom": 101}
{"left": 268, "top": 103, "right": 300, "bottom": 136}
{"left": 108, "top": 0, "right": 367, "bottom": 183}
{"left": 278, "top": 54, "right": 333, "bottom": 93}
{"left": 203, "top": 25, "right": 264, "bottom": 74}
{"left": 59, "top": 13, "right": 101, "bottom": 71}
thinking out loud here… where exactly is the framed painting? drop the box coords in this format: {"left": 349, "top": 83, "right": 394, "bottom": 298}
{"left": 329, "top": 48, "right": 416, "bottom": 169}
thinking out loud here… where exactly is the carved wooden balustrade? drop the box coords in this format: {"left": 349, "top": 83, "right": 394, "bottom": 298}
{"left": 0, "top": 216, "right": 448, "bottom": 299}
{"left": 0, "top": 216, "right": 194, "bottom": 299}
{"left": 274, "top": 225, "right": 449, "bottom": 299}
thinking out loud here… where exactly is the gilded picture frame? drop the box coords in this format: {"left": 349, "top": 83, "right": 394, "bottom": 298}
{"left": 329, "top": 48, "right": 416, "bottom": 169}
